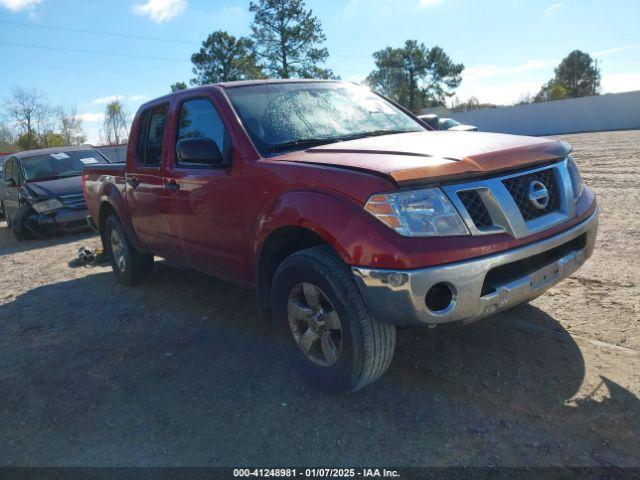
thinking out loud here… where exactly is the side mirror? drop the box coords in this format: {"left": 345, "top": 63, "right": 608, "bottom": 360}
{"left": 4, "top": 179, "right": 16, "bottom": 187}
{"left": 176, "top": 138, "right": 225, "bottom": 167}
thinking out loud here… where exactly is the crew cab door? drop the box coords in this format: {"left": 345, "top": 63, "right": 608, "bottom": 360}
{"left": 163, "top": 95, "right": 246, "bottom": 282}
{"left": 125, "top": 102, "right": 176, "bottom": 257}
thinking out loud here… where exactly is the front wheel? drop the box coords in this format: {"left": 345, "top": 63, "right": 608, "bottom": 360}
{"left": 271, "top": 246, "right": 396, "bottom": 393}
{"left": 104, "top": 215, "right": 154, "bottom": 286}
{"left": 10, "top": 205, "right": 36, "bottom": 241}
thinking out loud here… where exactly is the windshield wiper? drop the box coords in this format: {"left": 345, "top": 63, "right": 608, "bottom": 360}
{"left": 268, "top": 137, "right": 339, "bottom": 153}
{"left": 27, "top": 175, "right": 63, "bottom": 182}
{"left": 268, "top": 129, "right": 418, "bottom": 154}
{"left": 335, "top": 129, "right": 417, "bottom": 142}
{"left": 27, "top": 172, "right": 81, "bottom": 182}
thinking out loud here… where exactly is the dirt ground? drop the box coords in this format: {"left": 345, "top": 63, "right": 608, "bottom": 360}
{"left": 0, "top": 130, "right": 638, "bottom": 467}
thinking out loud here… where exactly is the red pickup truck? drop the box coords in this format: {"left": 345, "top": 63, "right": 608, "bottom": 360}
{"left": 83, "top": 80, "right": 598, "bottom": 393}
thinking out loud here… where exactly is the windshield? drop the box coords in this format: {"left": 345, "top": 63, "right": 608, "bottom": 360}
{"left": 226, "top": 82, "right": 424, "bottom": 156}
{"left": 0, "top": 156, "right": 6, "bottom": 172}
{"left": 21, "top": 150, "right": 104, "bottom": 181}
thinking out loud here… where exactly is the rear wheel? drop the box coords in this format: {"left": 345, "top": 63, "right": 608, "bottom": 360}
{"left": 104, "top": 215, "right": 154, "bottom": 286}
{"left": 271, "top": 246, "right": 396, "bottom": 393}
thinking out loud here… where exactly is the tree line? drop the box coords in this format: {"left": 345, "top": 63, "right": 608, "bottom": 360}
{"left": 0, "top": 89, "right": 132, "bottom": 151}
{"left": 1, "top": 0, "right": 605, "bottom": 151}
{"left": 531, "top": 50, "right": 600, "bottom": 103}
{"left": 172, "top": 0, "right": 602, "bottom": 112}
{"left": 170, "top": 0, "right": 465, "bottom": 112}
{"left": 452, "top": 50, "right": 601, "bottom": 112}
{"left": 0, "top": 88, "right": 86, "bottom": 152}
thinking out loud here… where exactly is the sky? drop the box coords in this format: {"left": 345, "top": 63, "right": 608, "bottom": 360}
{"left": 0, "top": 0, "right": 638, "bottom": 143}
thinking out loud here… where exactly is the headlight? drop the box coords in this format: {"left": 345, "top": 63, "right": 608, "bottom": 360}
{"left": 32, "top": 198, "right": 64, "bottom": 213}
{"left": 567, "top": 156, "right": 584, "bottom": 201}
{"left": 365, "top": 188, "right": 469, "bottom": 237}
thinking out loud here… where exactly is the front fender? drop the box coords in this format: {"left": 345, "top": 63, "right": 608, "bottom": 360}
{"left": 251, "top": 190, "right": 362, "bottom": 275}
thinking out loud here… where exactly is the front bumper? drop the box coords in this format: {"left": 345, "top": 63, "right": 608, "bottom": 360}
{"left": 352, "top": 208, "right": 599, "bottom": 326}
{"left": 31, "top": 208, "right": 91, "bottom": 234}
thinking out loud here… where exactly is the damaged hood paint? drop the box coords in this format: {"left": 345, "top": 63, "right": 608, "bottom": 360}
{"left": 272, "top": 131, "right": 570, "bottom": 185}
{"left": 24, "top": 175, "right": 82, "bottom": 198}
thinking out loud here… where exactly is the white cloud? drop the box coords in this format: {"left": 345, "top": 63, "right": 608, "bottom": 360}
{"left": 84, "top": 123, "right": 102, "bottom": 145}
{"left": 133, "top": 0, "right": 187, "bottom": 22}
{"left": 419, "top": 0, "right": 444, "bottom": 7}
{"left": 455, "top": 59, "right": 556, "bottom": 105}
{"left": 544, "top": 2, "right": 563, "bottom": 15}
{"left": 601, "top": 73, "right": 640, "bottom": 93}
{"left": 92, "top": 95, "right": 123, "bottom": 105}
{"left": 593, "top": 45, "right": 635, "bottom": 57}
{"left": 454, "top": 80, "right": 544, "bottom": 106}
{"left": 0, "top": 0, "right": 41, "bottom": 11}
{"left": 91, "top": 94, "right": 146, "bottom": 105}
{"left": 77, "top": 112, "right": 105, "bottom": 123}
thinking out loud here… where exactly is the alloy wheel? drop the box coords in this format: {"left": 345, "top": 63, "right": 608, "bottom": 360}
{"left": 287, "top": 283, "right": 343, "bottom": 367}
{"left": 110, "top": 229, "right": 126, "bottom": 273}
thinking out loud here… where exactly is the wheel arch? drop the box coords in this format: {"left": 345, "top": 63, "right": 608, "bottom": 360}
{"left": 97, "top": 194, "right": 148, "bottom": 254}
{"left": 256, "top": 225, "right": 334, "bottom": 328}
{"left": 251, "top": 190, "right": 363, "bottom": 325}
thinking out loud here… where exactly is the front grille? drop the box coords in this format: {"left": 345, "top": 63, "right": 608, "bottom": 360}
{"left": 503, "top": 168, "right": 560, "bottom": 220}
{"left": 59, "top": 193, "right": 87, "bottom": 210}
{"left": 458, "top": 190, "right": 493, "bottom": 228}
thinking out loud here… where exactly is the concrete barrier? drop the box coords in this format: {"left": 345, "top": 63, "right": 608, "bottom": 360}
{"left": 449, "top": 90, "right": 640, "bottom": 136}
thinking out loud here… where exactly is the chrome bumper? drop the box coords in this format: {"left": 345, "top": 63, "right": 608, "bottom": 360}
{"left": 352, "top": 208, "right": 599, "bottom": 326}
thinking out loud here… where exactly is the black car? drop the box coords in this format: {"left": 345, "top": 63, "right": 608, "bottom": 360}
{"left": 418, "top": 114, "right": 478, "bottom": 132}
{"left": 0, "top": 155, "right": 7, "bottom": 217}
{"left": 1, "top": 146, "right": 110, "bottom": 240}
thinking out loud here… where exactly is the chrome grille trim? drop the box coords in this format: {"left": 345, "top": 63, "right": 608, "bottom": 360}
{"left": 442, "top": 159, "right": 576, "bottom": 239}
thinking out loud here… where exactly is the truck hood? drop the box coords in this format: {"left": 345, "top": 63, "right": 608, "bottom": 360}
{"left": 24, "top": 175, "right": 82, "bottom": 198}
{"left": 273, "top": 131, "right": 569, "bottom": 185}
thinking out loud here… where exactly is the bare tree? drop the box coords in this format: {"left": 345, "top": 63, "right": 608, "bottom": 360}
{"left": 102, "top": 100, "right": 130, "bottom": 145}
{"left": 37, "top": 104, "right": 60, "bottom": 148}
{"left": 4, "top": 87, "right": 50, "bottom": 150}
{"left": 515, "top": 92, "right": 534, "bottom": 105}
{"left": 0, "top": 121, "right": 16, "bottom": 150}
{"left": 58, "top": 107, "right": 86, "bottom": 145}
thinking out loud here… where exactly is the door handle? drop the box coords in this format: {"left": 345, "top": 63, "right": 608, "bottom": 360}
{"left": 164, "top": 180, "right": 180, "bottom": 191}
{"left": 126, "top": 176, "right": 140, "bottom": 188}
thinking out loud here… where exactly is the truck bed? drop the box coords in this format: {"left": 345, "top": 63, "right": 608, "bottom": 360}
{"left": 83, "top": 163, "right": 126, "bottom": 175}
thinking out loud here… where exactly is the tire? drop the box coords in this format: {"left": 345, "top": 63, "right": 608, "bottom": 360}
{"left": 270, "top": 245, "right": 396, "bottom": 393}
{"left": 2, "top": 202, "right": 9, "bottom": 225}
{"left": 11, "top": 204, "right": 36, "bottom": 241}
{"left": 103, "top": 214, "right": 154, "bottom": 286}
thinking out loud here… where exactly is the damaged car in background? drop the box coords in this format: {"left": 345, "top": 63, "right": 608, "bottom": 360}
{"left": 1, "top": 146, "right": 110, "bottom": 240}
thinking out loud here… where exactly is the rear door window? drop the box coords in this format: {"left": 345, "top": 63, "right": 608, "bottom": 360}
{"left": 138, "top": 104, "right": 169, "bottom": 166}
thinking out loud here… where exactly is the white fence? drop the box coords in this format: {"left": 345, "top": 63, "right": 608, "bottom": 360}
{"left": 448, "top": 90, "right": 640, "bottom": 136}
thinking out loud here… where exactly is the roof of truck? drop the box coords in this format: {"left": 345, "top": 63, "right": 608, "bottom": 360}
{"left": 217, "top": 79, "right": 344, "bottom": 88}
{"left": 137, "top": 79, "right": 352, "bottom": 110}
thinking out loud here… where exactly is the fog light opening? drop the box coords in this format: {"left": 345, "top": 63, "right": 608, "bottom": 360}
{"left": 425, "top": 282, "right": 456, "bottom": 314}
